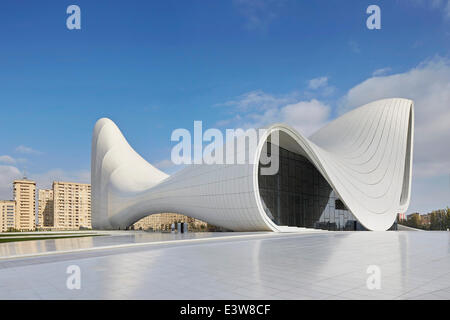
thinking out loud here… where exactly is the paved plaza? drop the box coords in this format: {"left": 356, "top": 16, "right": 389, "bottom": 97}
{"left": 0, "top": 231, "right": 449, "bottom": 300}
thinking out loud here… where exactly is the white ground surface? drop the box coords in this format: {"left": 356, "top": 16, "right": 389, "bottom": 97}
{"left": 0, "top": 231, "right": 449, "bottom": 300}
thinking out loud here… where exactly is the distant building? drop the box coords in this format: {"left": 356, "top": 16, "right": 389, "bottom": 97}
{"left": 0, "top": 200, "right": 15, "bottom": 232}
{"left": 397, "top": 213, "right": 406, "bottom": 221}
{"left": 420, "top": 213, "right": 431, "bottom": 226}
{"left": 132, "top": 213, "right": 210, "bottom": 232}
{"left": 407, "top": 213, "right": 420, "bottom": 220}
{"left": 53, "top": 182, "right": 91, "bottom": 230}
{"left": 37, "top": 189, "right": 53, "bottom": 227}
{"left": 13, "top": 179, "right": 36, "bottom": 231}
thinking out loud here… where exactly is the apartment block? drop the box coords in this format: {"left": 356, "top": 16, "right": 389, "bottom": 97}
{"left": 38, "top": 189, "right": 54, "bottom": 227}
{"left": 53, "top": 182, "right": 91, "bottom": 229}
{"left": 13, "top": 179, "right": 36, "bottom": 231}
{"left": 0, "top": 200, "right": 15, "bottom": 232}
{"left": 420, "top": 213, "right": 432, "bottom": 226}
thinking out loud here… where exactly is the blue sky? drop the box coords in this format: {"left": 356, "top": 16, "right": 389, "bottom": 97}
{"left": 0, "top": 0, "right": 449, "bottom": 214}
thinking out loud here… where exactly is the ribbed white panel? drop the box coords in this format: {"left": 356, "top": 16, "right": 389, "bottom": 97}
{"left": 91, "top": 98, "right": 414, "bottom": 231}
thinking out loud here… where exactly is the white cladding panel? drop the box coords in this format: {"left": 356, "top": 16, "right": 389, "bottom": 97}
{"left": 92, "top": 98, "right": 414, "bottom": 231}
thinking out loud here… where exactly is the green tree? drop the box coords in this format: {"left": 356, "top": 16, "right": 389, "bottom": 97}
{"left": 407, "top": 214, "right": 422, "bottom": 229}
{"left": 430, "top": 209, "right": 447, "bottom": 230}
{"left": 446, "top": 207, "right": 450, "bottom": 230}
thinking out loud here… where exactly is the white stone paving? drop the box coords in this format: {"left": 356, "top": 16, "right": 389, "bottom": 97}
{"left": 0, "top": 231, "right": 449, "bottom": 300}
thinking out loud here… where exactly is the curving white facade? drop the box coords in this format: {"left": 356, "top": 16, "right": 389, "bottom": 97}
{"left": 91, "top": 98, "right": 414, "bottom": 232}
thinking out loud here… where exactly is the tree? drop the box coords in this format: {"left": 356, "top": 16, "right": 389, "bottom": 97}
{"left": 430, "top": 209, "right": 447, "bottom": 230}
{"left": 446, "top": 207, "right": 450, "bottom": 230}
{"left": 407, "top": 214, "right": 422, "bottom": 229}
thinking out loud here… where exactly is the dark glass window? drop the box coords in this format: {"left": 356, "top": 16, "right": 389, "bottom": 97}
{"left": 335, "top": 199, "right": 346, "bottom": 210}
{"left": 258, "top": 143, "right": 363, "bottom": 231}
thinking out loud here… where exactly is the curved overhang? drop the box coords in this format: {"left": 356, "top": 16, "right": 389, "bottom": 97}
{"left": 92, "top": 98, "right": 414, "bottom": 232}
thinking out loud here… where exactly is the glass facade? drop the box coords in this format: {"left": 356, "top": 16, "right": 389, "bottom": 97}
{"left": 258, "top": 144, "right": 366, "bottom": 231}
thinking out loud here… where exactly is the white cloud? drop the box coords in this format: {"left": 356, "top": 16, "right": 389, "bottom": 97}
{"left": 15, "top": 145, "right": 42, "bottom": 155}
{"left": 0, "top": 166, "right": 22, "bottom": 200}
{"left": 372, "top": 67, "right": 392, "bottom": 77}
{"left": 407, "top": 0, "right": 450, "bottom": 20}
{"left": 408, "top": 0, "right": 443, "bottom": 8}
{"left": 411, "top": 0, "right": 445, "bottom": 8}
{"left": 216, "top": 115, "right": 243, "bottom": 127}
{"left": 218, "top": 90, "right": 297, "bottom": 112}
{"left": 233, "top": 0, "right": 285, "bottom": 30}
{"left": 308, "top": 77, "right": 328, "bottom": 90}
{"left": 0, "top": 155, "right": 16, "bottom": 164}
{"left": 246, "top": 98, "right": 331, "bottom": 136}
{"left": 29, "top": 169, "right": 90, "bottom": 190}
{"left": 348, "top": 40, "right": 360, "bottom": 54}
{"left": 280, "top": 100, "right": 331, "bottom": 136}
{"left": 446, "top": 1, "right": 450, "bottom": 19}
{"left": 306, "top": 76, "right": 335, "bottom": 97}
{"left": 407, "top": 175, "right": 450, "bottom": 214}
{"left": 219, "top": 90, "right": 331, "bottom": 136}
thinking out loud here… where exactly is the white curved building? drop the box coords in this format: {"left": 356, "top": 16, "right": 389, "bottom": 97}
{"left": 91, "top": 98, "right": 414, "bottom": 232}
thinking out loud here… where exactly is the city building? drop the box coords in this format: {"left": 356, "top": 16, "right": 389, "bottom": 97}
{"left": 13, "top": 179, "right": 36, "bottom": 231}
{"left": 53, "top": 182, "right": 91, "bottom": 230}
{"left": 92, "top": 98, "right": 414, "bottom": 232}
{"left": 0, "top": 200, "right": 15, "bottom": 232}
{"left": 37, "top": 189, "right": 53, "bottom": 228}
{"left": 420, "top": 213, "right": 431, "bottom": 226}
{"left": 397, "top": 213, "right": 406, "bottom": 222}
{"left": 132, "top": 213, "right": 209, "bottom": 231}
{"left": 407, "top": 213, "right": 420, "bottom": 220}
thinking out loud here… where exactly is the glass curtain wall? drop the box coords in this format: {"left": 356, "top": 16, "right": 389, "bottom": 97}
{"left": 258, "top": 143, "right": 365, "bottom": 231}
